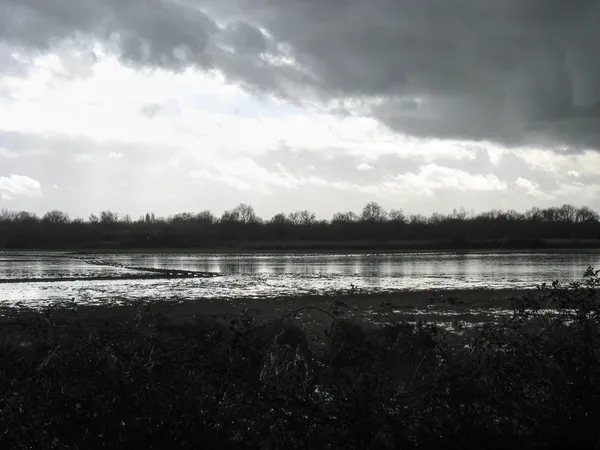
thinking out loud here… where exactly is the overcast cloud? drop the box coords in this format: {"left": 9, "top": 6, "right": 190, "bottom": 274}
{"left": 1, "top": 0, "right": 599, "bottom": 218}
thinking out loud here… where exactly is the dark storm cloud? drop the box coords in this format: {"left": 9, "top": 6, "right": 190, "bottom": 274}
{"left": 200, "top": 0, "right": 600, "bottom": 149}
{"left": 1, "top": 0, "right": 600, "bottom": 149}
{"left": 0, "top": 0, "right": 318, "bottom": 99}
{"left": 0, "top": 0, "right": 216, "bottom": 68}
{"left": 219, "top": 0, "right": 600, "bottom": 149}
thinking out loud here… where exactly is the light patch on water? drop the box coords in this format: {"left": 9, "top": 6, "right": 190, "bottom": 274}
{"left": 1, "top": 250, "right": 599, "bottom": 308}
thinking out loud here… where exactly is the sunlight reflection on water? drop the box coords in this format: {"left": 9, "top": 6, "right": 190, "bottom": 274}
{"left": 1, "top": 250, "right": 599, "bottom": 308}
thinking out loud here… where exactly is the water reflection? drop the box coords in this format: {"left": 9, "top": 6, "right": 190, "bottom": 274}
{"left": 1, "top": 250, "right": 599, "bottom": 307}
{"left": 99, "top": 251, "right": 600, "bottom": 281}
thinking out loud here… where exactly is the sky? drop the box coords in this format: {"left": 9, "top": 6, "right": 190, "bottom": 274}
{"left": 1, "top": 0, "right": 600, "bottom": 220}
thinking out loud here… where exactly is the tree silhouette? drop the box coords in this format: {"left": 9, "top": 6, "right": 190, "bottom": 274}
{"left": 269, "top": 213, "right": 289, "bottom": 225}
{"left": 332, "top": 211, "right": 359, "bottom": 223}
{"left": 196, "top": 210, "right": 216, "bottom": 224}
{"left": 288, "top": 210, "right": 317, "bottom": 226}
{"left": 389, "top": 209, "right": 406, "bottom": 223}
{"left": 42, "top": 210, "right": 70, "bottom": 224}
{"left": 222, "top": 203, "right": 260, "bottom": 224}
{"left": 361, "top": 202, "right": 387, "bottom": 222}
{"left": 100, "top": 211, "right": 119, "bottom": 224}
{"left": 1, "top": 202, "right": 600, "bottom": 250}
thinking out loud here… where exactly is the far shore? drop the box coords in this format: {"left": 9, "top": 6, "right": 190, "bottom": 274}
{"left": 2, "top": 236, "right": 600, "bottom": 254}
{"left": 3, "top": 246, "right": 600, "bottom": 255}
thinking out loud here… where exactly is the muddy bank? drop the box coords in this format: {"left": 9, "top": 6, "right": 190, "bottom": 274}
{"left": 0, "top": 289, "right": 539, "bottom": 336}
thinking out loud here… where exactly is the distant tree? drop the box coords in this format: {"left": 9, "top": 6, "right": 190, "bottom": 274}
{"left": 288, "top": 210, "right": 317, "bottom": 226}
{"left": 524, "top": 207, "right": 542, "bottom": 221}
{"left": 220, "top": 210, "right": 236, "bottom": 224}
{"left": 72, "top": 217, "right": 85, "bottom": 224}
{"left": 332, "top": 211, "right": 359, "bottom": 223}
{"left": 100, "top": 211, "right": 119, "bottom": 224}
{"left": 269, "top": 213, "right": 289, "bottom": 225}
{"left": 287, "top": 211, "right": 300, "bottom": 225}
{"left": 222, "top": 203, "right": 260, "bottom": 224}
{"left": 505, "top": 209, "right": 524, "bottom": 221}
{"left": 170, "top": 212, "right": 194, "bottom": 223}
{"left": 389, "top": 209, "right": 406, "bottom": 223}
{"left": 14, "top": 211, "right": 39, "bottom": 223}
{"left": 2, "top": 203, "right": 599, "bottom": 250}
{"left": 120, "top": 214, "right": 132, "bottom": 224}
{"left": 141, "top": 212, "right": 156, "bottom": 224}
{"left": 361, "top": 202, "right": 388, "bottom": 222}
{"left": 196, "top": 210, "right": 215, "bottom": 224}
{"left": 0, "top": 209, "right": 15, "bottom": 223}
{"left": 140, "top": 212, "right": 157, "bottom": 223}
{"left": 408, "top": 214, "right": 427, "bottom": 225}
{"left": 556, "top": 204, "right": 577, "bottom": 224}
{"left": 576, "top": 206, "right": 600, "bottom": 223}
{"left": 42, "top": 210, "right": 70, "bottom": 224}
{"left": 540, "top": 207, "right": 559, "bottom": 223}
{"left": 451, "top": 207, "right": 468, "bottom": 220}
{"left": 428, "top": 212, "right": 446, "bottom": 225}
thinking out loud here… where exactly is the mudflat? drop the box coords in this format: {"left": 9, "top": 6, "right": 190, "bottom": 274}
{"left": 0, "top": 289, "right": 540, "bottom": 336}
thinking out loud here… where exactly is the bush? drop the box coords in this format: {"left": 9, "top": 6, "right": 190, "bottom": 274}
{"left": 1, "top": 268, "right": 600, "bottom": 448}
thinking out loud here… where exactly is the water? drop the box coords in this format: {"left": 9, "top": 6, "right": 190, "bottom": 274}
{"left": 1, "top": 250, "right": 599, "bottom": 308}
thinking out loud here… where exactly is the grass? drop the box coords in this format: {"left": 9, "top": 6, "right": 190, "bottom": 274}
{"left": 1, "top": 270, "right": 600, "bottom": 449}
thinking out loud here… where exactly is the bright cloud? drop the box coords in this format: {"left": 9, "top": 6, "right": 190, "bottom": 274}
{"left": 356, "top": 162, "right": 374, "bottom": 171}
{"left": 0, "top": 174, "right": 42, "bottom": 199}
{"left": 191, "top": 158, "right": 303, "bottom": 194}
{"left": 515, "top": 177, "right": 555, "bottom": 201}
{"left": 386, "top": 164, "right": 507, "bottom": 197}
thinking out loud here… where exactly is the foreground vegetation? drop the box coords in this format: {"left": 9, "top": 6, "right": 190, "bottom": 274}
{"left": 1, "top": 269, "right": 600, "bottom": 448}
{"left": 2, "top": 202, "right": 600, "bottom": 249}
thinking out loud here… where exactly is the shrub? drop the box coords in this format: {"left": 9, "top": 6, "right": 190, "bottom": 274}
{"left": 1, "top": 268, "right": 600, "bottom": 448}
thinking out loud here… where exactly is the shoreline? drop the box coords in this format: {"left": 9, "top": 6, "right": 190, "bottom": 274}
{"left": 0, "top": 289, "right": 538, "bottom": 328}
{"left": 3, "top": 247, "right": 600, "bottom": 255}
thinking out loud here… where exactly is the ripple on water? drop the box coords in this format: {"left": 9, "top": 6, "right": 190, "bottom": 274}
{"left": 1, "top": 250, "right": 598, "bottom": 308}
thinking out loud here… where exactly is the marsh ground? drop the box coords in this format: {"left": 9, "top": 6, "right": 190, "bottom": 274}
{"left": 0, "top": 288, "right": 538, "bottom": 338}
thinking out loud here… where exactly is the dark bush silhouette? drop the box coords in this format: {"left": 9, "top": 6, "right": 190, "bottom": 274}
{"left": 1, "top": 267, "right": 600, "bottom": 448}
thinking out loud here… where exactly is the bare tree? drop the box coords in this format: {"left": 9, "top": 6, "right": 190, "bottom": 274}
{"left": 11, "top": 211, "right": 39, "bottom": 223}
{"left": 269, "top": 213, "right": 289, "bottom": 225}
{"left": 389, "top": 209, "right": 406, "bottom": 223}
{"left": 288, "top": 210, "right": 317, "bottom": 226}
{"left": 361, "top": 202, "right": 388, "bottom": 222}
{"left": 576, "top": 206, "right": 600, "bottom": 223}
{"left": 100, "top": 211, "right": 119, "bottom": 224}
{"left": 428, "top": 212, "right": 446, "bottom": 225}
{"left": 221, "top": 203, "right": 261, "bottom": 224}
{"left": 170, "top": 212, "right": 195, "bottom": 223}
{"left": 408, "top": 214, "right": 427, "bottom": 225}
{"left": 196, "top": 210, "right": 215, "bottom": 224}
{"left": 557, "top": 204, "right": 577, "bottom": 224}
{"left": 42, "top": 210, "right": 70, "bottom": 224}
{"left": 332, "top": 211, "right": 359, "bottom": 223}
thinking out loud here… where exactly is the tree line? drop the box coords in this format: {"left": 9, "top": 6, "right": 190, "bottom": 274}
{"left": 1, "top": 202, "right": 599, "bottom": 250}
